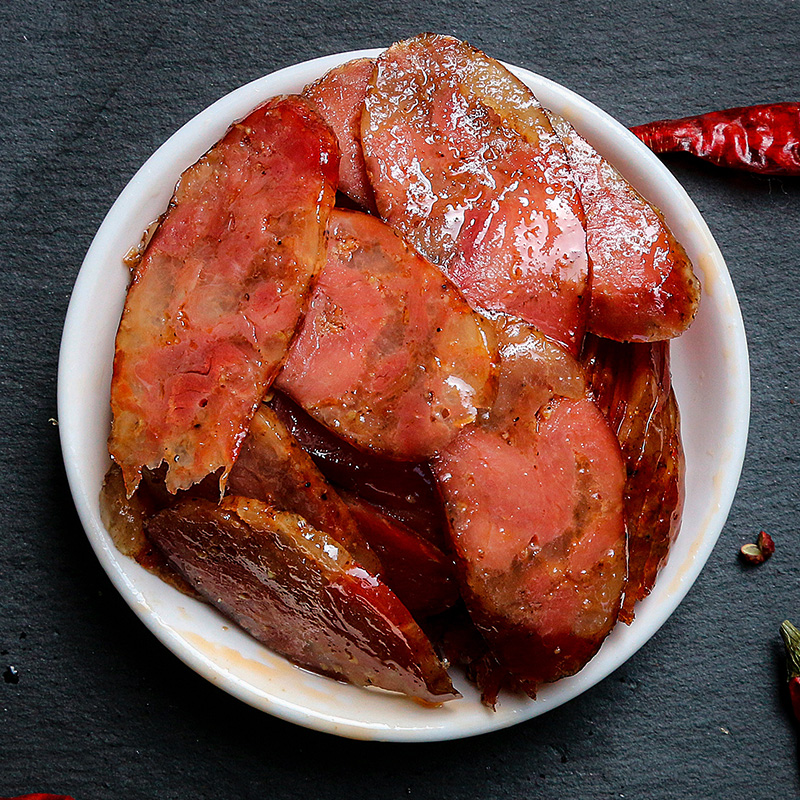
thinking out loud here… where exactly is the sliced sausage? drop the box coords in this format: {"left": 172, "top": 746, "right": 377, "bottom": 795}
{"left": 434, "top": 394, "right": 626, "bottom": 695}
{"left": 268, "top": 391, "right": 448, "bottom": 546}
{"left": 582, "top": 334, "right": 684, "bottom": 622}
{"left": 548, "top": 112, "right": 700, "bottom": 342}
{"left": 362, "top": 34, "right": 589, "bottom": 353}
{"left": 342, "top": 492, "right": 459, "bottom": 618}
{"left": 303, "top": 58, "right": 377, "bottom": 211}
{"left": 109, "top": 96, "right": 338, "bottom": 495}
{"left": 146, "top": 497, "right": 459, "bottom": 703}
{"left": 276, "top": 208, "right": 497, "bottom": 459}
{"left": 227, "top": 404, "right": 382, "bottom": 575}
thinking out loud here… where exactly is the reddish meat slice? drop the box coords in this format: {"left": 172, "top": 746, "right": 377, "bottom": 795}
{"left": 109, "top": 96, "right": 338, "bottom": 495}
{"left": 268, "top": 391, "right": 447, "bottom": 546}
{"left": 227, "top": 404, "right": 382, "bottom": 575}
{"left": 342, "top": 492, "right": 459, "bottom": 618}
{"left": 362, "top": 34, "right": 589, "bottom": 353}
{"left": 548, "top": 113, "right": 700, "bottom": 342}
{"left": 146, "top": 497, "right": 459, "bottom": 703}
{"left": 582, "top": 335, "right": 684, "bottom": 622}
{"left": 434, "top": 395, "right": 626, "bottom": 695}
{"left": 303, "top": 58, "right": 377, "bottom": 212}
{"left": 276, "top": 209, "right": 497, "bottom": 459}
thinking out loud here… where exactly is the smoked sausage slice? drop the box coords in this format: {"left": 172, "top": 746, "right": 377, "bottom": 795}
{"left": 548, "top": 112, "right": 700, "bottom": 342}
{"left": 277, "top": 208, "right": 497, "bottom": 459}
{"left": 227, "top": 404, "right": 382, "bottom": 575}
{"left": 582, "top": 335, "right": 684, "bottom": 622}
{"left": 303, "top": 58, "right": 377, "bottom": 211}
{"left": 109, "top": 96, "right": 338, "bottom": 495}
{"left": 342, "top": 492, "right": 459, "bottom": 618}
{"left": 362, "top": 34, "right": 589, "bottom": 353}
{"left": 268, "top": 391, "right": 448, "bottom": 547}
{"left": 434, "top": 394, "right": 626, "bottom": 695}
{"left": 146, "top": 497, "right": 459, "bottom": 703}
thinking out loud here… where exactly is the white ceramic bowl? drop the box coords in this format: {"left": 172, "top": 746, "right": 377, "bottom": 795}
{"left": 58, "top": 48, "right": 749, "bottom": 741}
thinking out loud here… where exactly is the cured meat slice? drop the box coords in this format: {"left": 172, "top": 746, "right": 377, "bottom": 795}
{"left": 276, "top": 208, "right": 497, "bottom": 459}
{"left": 227, "top": 404, "right": 382, "bottom": 575}
{"left": 342, "top": 493, "right": 459, "bottom": 618}
{"left": 268, "top": 391, "right": 447, "bottom": 546}
{"left": 486, "top": 312, "right": 586, "bottom": 427}
{"left": 432, "top": 605, "right": 518, "bottom": 708}
{"left": 303, "top": 58, "right": 377, "bottom": 211}
{"left": 362, "top": 34, "right": 589, "bottom": 353}
{"left": 146, "top": 497, "right": 459, "bottom": 703}
{"left": 229, "top": 404, "right": 455, "bottom": 615}
{"left": 548, "top": 112, "right": 700, "bottom": 342}
{"left": 434, "top": 395, "right": 626, "bottom": 695}
{"left": 582, "top": 334, "right": 684, "bottom": 622}
{"left": 109, "top": 96, "right": 338, "bottom": 495}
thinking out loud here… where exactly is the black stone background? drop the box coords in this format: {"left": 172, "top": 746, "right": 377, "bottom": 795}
{"left": 2, "top": 0, "right": 799, "bottom": 797}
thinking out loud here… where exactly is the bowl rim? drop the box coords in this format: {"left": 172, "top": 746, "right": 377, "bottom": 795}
{"left": 58, "top": 46, "right": 750, "bottom": 741}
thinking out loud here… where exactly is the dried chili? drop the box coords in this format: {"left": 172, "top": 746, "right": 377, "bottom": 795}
{"left": 0, "top": 795, "right": 76, "bottom": 800}
{"left": 780, "top": 620, "right": 800, "bottom": 723}
{"left": 631, "top": 103, "right": 800, "bottom": 176}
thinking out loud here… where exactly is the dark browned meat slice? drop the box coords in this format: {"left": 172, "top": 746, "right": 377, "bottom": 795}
{"left": 146, "top": 497, "right": 459, "bottom": 703}
{"left": 428, "top": 604, "right": 522, "bottom": 708}
{"left": 227, "top": 404, "right": 382, "bottom": 575}
{"left": 582, "top": 334, "right": 684, "bottom": 622}
{"left": 362, "top": 34, "right": 589, "bottom": 354}
{"left": 434, "top": 394, "right": 626, "bottom": 695}
{"left": 109, "top": 96, "right": 338, "bottom": 495}
{"left": 342, "top": 492, "right": 459, "bottom": 618}
{"left": 548, "top": 112, "right": 700, "bottom": 342}
{"left": 268, "top": 391, "right": 447, "bottom": 546}
{"left": 276, "top": 208, "right": 497, "bottom": 459}
{"left": 303, "top": 58, "right": 377, "bottom": 212}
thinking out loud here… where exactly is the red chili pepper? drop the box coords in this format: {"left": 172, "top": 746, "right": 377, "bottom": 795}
{"left": 780, "top": 620, "right": 800, "bottom": 722}
{"left": 0, "top": 795, "right": 75, "bottom": 799}
{"left": 630, "top": 103, "right": 800, "bottom": 176}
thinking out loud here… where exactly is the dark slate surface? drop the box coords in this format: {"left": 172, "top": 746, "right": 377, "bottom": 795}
{"left": 2, "top": 0, "right": 799, "bottom": 797}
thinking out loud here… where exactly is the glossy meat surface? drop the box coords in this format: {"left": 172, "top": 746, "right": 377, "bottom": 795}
{"left": 227, "top": 404, "right": 382, "bottom": 575}
{"left": 146, "top": 497, "right": 458, "bottom": 703}
{"left": 277, "top": 209, "right": 497, "bottom": 459}
{"left": 434, "top": 395, "right": 626, "bottom": 694}
{"left": 362, "top": 34, "right": 589, "bottom": 353}
{"left": 303, "top": 58, "right": 377, "bottom": 211}
{"left": 549, "top": 112, "right": 700, "bottom": 342}
{"left": 268, "top": 391, "right": 447, "bottom": 546}
{"left": 109, "top": 96, "right": 338, "bottom": 495}
{"left": 342, "top": 493, "right": 459, "bottom": 618}
{"left": 582, "top": 335, "right": 684, "bottom": 622}
{"left": 486, "top": 312, "right": 586, "bottom": 427}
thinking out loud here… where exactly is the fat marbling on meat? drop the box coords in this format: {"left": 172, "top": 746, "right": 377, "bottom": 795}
{"left": 276, "top": 208, "right": 498, "bottom": 460}
{"left": 109, "top": 96, "right": 338, "bottom": 495}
